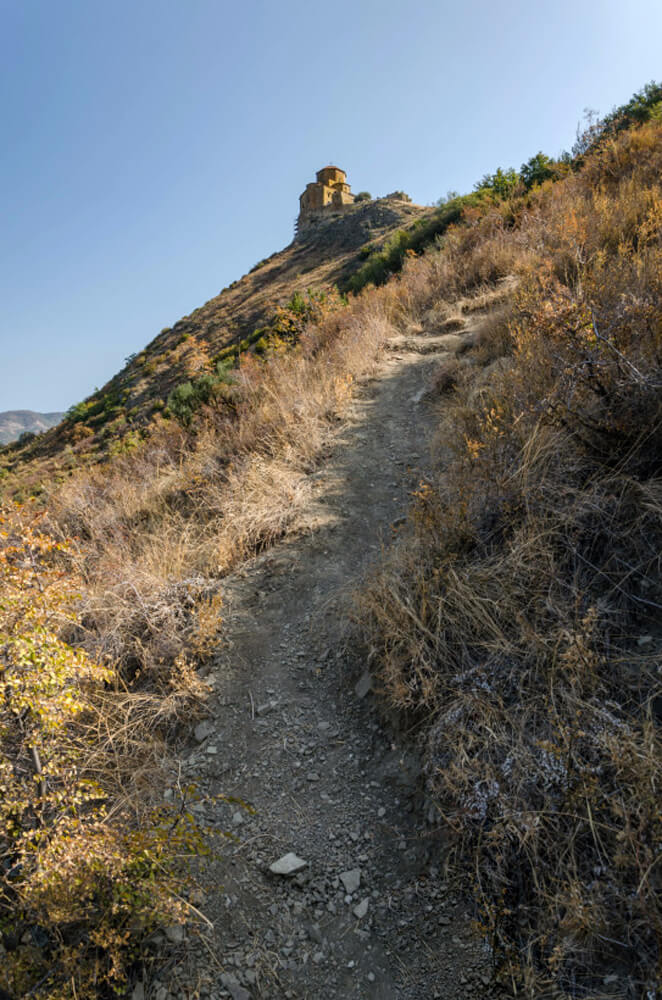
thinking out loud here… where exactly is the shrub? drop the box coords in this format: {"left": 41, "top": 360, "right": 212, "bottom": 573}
{"left": 571, "top": 81, "right": 662, "bottom": 163}
{"left": 0, "top": 505, "right": 204, "bottom": 998}
{"left": 167, "top": 357, "right": 238, "bottom": 426}
{"left": 474, "top": 165, "right": 521, "bottom": 198}
{"left": 358, "top": 242, "right": 377, "bottom": 259}
{"left": 436, "top": 190, "right": 460, "bottom": 206}
{"left": 65, "top": 400, "right": 88, "bottom": 423}
{"left": 520, "top": 151, "right": 555, "bottom": 189}
{"left": 346, "top": 191, "right": 491, "bottom": 294}
{"left": 167, "top": 381, "right": 198, "bottom": 426}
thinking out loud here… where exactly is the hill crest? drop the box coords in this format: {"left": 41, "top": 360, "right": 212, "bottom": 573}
{"left": 1, "top": 194, "right": 430, "bottom": 492}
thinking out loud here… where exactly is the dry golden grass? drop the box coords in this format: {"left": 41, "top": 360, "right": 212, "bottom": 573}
{"left": 357, "top": 119, "right": 662, "bottom": 997}
{"left": 0, "top": 273, "right": 402, "bottom": 999}
{"left": 4, "top": 111, "right": 661, "bottom": 1000}
{"left": 44, "top": 290, "right": 397, "bottom": 687}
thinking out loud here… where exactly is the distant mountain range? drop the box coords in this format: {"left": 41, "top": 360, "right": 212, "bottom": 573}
{"left": 0, "top": 410, "right": 64, "bottom": 445}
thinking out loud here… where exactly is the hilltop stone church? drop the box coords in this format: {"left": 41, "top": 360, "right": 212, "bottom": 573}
{"left": 298, "top": 166, "right": 355, "bottom": 224}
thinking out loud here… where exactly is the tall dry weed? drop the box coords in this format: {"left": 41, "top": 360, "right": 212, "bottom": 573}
{"left": 46, "top": 287, "right": 397, "bottom": 684}
{"left": 357, "top": 118, "right": 662, "bottom": 996}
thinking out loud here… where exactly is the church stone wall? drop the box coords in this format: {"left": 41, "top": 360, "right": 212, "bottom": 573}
{"left": 298, "top": 166, "right": 355, "bottom": 227}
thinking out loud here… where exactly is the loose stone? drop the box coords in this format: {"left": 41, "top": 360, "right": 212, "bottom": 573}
{"left": 269, "top": 852, "right": 307, "bottom": 876}
{"left": 339, "top": 868, "right": 361, "bottom": 893}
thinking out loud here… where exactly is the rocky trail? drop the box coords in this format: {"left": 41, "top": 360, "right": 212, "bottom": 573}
{"left": 144, "top": 298, "right": 510, "bottom": 1000}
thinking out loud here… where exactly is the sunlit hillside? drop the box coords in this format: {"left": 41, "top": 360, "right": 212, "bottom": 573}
{"left": 1, "top": 82, "right": 661, "bottom": 999}
{"left": 0, "top": 194, "right": 428, "bottom": 498}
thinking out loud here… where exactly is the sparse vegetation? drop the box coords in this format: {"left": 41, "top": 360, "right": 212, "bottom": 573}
{"left": 345, "top": 189, "right": 496, "bottom": 294}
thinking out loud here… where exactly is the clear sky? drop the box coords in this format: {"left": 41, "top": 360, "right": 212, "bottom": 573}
{"left": 1, "top": 0, "right": 660, "bottom": 412}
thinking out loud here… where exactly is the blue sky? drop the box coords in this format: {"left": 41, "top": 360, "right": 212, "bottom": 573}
{"left": 1, "top": 0, "right": 660, "bottom": 412}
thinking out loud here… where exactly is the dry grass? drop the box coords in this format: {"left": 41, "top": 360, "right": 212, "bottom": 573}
{"left": 44, "top": 291, "right": 398, "bottom": 688}
{"left": 471, "top": 303, "right": 514, "bottom": 364}
{"left": 4, "top": 110, "right": 661, "bottom": 1000}
{"left": 0, "top": 507, "right": 211, "bottom": 999}
{"left": 357, "top": 118, "right": 662, "bottom": 997}
{"left": 0, "top": 274, "right": 401, "bottom": 999}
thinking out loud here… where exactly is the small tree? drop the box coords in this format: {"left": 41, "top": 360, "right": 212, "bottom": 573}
{"left": 521, "top": 152, "right": 555, "bottom": 190}
{"left": 475, "top": 167, "right": 520, "bottom": 199}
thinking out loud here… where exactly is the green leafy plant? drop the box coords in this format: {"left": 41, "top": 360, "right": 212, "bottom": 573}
{"left": 520, "top": 151, "right": 555, "bottom": 189}
{"left": 167, "top": 357, "right": 237, "bottom": 426}
{"left": 0, "top": 505, "right": 207, "bottom": 998}
{"left": 474, "top": 165, "right": 521, "bottom": 198}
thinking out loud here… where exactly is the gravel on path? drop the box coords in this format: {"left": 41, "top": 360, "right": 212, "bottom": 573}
{"left": 144, "top": 318, "right": 509, "bottom": 1000}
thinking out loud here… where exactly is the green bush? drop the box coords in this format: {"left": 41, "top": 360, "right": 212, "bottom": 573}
{"left": 474, "top": 166, "right": 521, "bottom": 198}
{"left": 358, "top": 242, "right": 377, "bottom": 260}
{"left": 66, "top": 401, "right": 89, "bottom": 423}
{"left": 436, "top": 190, "right": 460, "bottom": 207}
{"left": 572, "top": 81, "right": 662, "bottom": 160}
{"left": 167, "top": 382, "right": 196, "bottom": 425}
{"left": 520, "top": 152, "right": 555, "bottom": 189}
{"left": 167, "top": 359, "right": 236, "bottom": 426}
{"left": 346, "top": 192, "right": 489, "bottom": 294}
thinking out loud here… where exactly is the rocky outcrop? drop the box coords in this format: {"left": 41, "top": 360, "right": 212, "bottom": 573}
{"left": 295, "top": 195, "right": 424, "bottom": 248}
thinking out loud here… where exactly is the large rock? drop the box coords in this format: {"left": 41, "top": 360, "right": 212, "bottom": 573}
{"left": 269, "top": 852, "right": 307, "bottom": 876}
{"left": 340, "top": 868, "right": 361, "bottom": 893}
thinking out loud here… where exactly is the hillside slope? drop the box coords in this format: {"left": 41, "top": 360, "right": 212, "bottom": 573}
{"left": 170, "top": 285, "right": 511, "bottom": 1000}
{"left": 358, "top": 116, "right": 662, "bottom": 997}
{"left": 2, "top": 88, "right": 661, "bottom": 1000}
{"left": 0, "top": 196, "right": 429, "bottom": 496}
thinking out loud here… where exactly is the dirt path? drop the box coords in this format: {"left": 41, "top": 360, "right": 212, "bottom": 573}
{"left": 147, "top": 311, "right": 507, "bottom": 1000}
